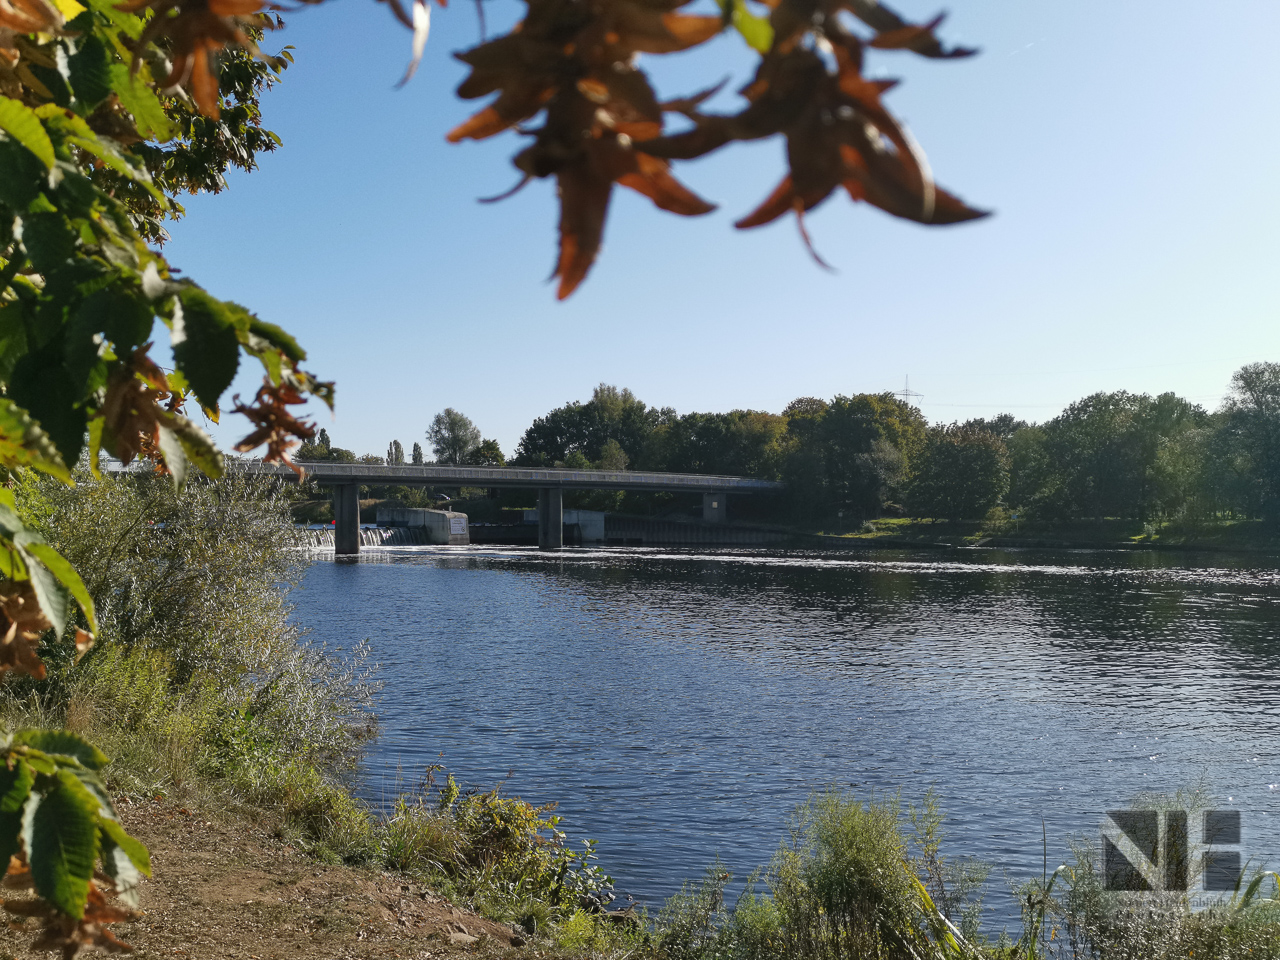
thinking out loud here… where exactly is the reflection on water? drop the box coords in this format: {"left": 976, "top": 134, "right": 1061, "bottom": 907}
{"left": 294, "top": 545, "right": 1280, "bottom": 926}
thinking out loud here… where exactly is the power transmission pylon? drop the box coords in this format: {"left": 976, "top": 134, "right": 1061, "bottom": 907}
{"left": 896, "top": 376, "right": 923, "bottom": 405}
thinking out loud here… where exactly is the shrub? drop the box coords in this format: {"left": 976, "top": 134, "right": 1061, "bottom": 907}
{"left": 656, "top": 790, "right": 987, "bottom": 960}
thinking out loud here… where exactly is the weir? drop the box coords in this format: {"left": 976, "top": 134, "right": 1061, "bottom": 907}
{"left": 234, "top": 462, "right": 784, "bottom": 558}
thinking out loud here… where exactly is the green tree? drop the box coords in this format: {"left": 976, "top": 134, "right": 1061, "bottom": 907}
{"left": 908, "top": 425, "right": 1010, "bottom": 520}
{"left": 598, "top": 438, "right": 629, "bottom": 471}
{"left": 411, "top": 442, "right": 425, "bottom": 465}
{"left": 297, "top": 430, "right": 356, "bottom": 463}
{"left": 468, "top": 438, "right": 506, "bottom": 466}
{"left": 427, "top": 408, "right": 482, "bottom": 464}
{"left": 778, "top": 398, "right": 829, "bottom": 524}
{"left": 1005, "top": 425, "right": 1052, "bottom": 515}
{"left": 964, "top": 414, "right": 1028, "bottom": 442}
{"left": 1220, "top": 362, "right": 1280, "bottom": 520}
{"left": 820, "top": 394, "right": 926, "bottom": 519}
{"left": 0, "top": 0, "right": 329, "bottom": 943}
{"left": 646, "top": 410, "right": 785, "bottom": 478}
{"left": 1038, "top": 391, "right": 1204, "bottom": 521}
{"left": 515, "top": 384, "right": 659, "bottom": 466}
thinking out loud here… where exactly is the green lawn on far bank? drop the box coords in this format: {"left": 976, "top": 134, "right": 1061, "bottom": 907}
{"left": 826, "top": 516, "right": 1280, "bottom": 553}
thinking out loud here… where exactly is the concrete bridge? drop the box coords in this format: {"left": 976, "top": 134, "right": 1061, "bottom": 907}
{"left": 237, "top": 461, "right": 784, "bottom": 555}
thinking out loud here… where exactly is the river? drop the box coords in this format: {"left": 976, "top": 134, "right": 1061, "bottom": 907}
{"left": 291, "top": 544, "right": 1280, "bottom": 928}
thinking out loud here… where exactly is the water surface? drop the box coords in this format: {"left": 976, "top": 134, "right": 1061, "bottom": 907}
{"left": 292, "top": 545, "right": 1280, "bottom": 923}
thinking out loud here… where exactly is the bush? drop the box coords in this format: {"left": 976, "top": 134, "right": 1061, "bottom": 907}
{"left": 654, "top": 790, "right": 988, "bottom": 960}
{"left": 5, "top": 470, "right": 378, "bottom": 857}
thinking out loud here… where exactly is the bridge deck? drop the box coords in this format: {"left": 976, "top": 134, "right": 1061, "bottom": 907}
{"left": 236, "top": 461, "right": 784, "bottom": 494}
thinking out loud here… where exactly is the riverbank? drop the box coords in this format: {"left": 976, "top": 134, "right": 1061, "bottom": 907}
{"left": 816, "top": 517, "right": 1280, "bottom": 554}
{"left": 293, "top": 492, "right": 1280, "bottom": 555}
{"left": 0, "top": 796, "right": 525, "bottom": 960}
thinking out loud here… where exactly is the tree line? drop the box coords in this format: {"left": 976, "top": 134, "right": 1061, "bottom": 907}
{"left": 332, "top": 366, "right": 1280, "bottom": 525}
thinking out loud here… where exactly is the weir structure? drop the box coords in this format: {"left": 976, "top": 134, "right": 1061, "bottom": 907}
{"left": 237, "top": 462, "right": 784, "bottom": 556}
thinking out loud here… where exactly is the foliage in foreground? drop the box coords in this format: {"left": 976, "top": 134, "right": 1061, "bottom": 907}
{"left": 5, "top": 471, "right": 622, "bottom": 946}
{"left": 2, "top": 0, "right": 330, "bottom": 940}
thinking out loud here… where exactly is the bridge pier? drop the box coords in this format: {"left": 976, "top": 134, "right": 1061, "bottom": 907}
{"left": 334, "top": 483, "right": 360, "bottom": 556}
{"left": 538, "top": 487, "right": 563, "bottom": 550}
{"left": 703, "top": 492, "right": 727, "bottom": 524}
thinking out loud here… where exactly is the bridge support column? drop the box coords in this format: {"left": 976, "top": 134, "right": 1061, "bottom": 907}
{"left": 703, "top": 492, "right": 727, "bottom": 524}
{"left": 334, "top": 483, "right": 360, "bottom": 556}
{"left": 538, "top": 487, "right": 563, "bottom": 550}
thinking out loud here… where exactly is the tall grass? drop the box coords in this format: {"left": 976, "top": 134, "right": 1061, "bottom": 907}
{"left": 4, "top": 469, "right": 618, "bottom": 938}
{"left": 1012, "top": 787, "right": 1280, "bottom": 960}
{"left": 652, "top": 790, "right": 987, "bottom": 960}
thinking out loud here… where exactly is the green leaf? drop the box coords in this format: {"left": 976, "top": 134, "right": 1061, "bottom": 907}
{"left": 75, "top": 285, "right": 155, "bottom": 353}
{"left": 0, "top": 806, "right": 22, "bottom": 869}
{"left": 100, "top": 817, "right": 150, "bottom": 876}
{"left": 0, "top": 138, "right": 47, "bottom": 210}
{"left": 21, "top": 541, "right": 70, "bottom": 637}
{"left": 0, "top": 96, "right": 55, "bottom": 169}
{"left": 16, "top": 543, "right": 95, "bottom": 631}
{"left": 34, "top": 105, "right": 163, "bottom": 200}
{"left": 0, "top": 501, "right": 26, "bottom": 537}
{"left": 82, "top": 0, "right": 143, "bottom": 39}
{"left": 12, "top": 732, "right": 108, "bottom": 772}
{"left": 164, "top": 412, "right": 224, "bottom": 479}
{"left": 68, "top": 34, "right": 113, "bottom": 109}
{"left": 108, "top": 64, "right": 176, "bottom": 142}
{"left": 247, "top": 334, "right": 282, "bottom": 384}
{"left": 8, "top": 336, "right": 89, "bottom": 466}
{"left": 20, "top": 211, "right": 76, "bottom": 273}
{"left": 27, "top": 63, "right": 73, "bottom": 108}
{"left": 0, "top": 759, "right": 35, "bottom": 814}
{"left": 21, "top": 750, "right": 57, "bottom": 777}
{"left": 0, "top": 398, "right": 73, "bottom": 483}
{"left": 155, "top": 422, "right": 189, "bottom": 491}
{"left": 730, "top": 0, "right": 772, "bottom": 53}
{"left": 247, "top": 316, "right": 306, "bottom": 364}
{"left": 173, "top": 288, "right": 241, "bottom": 409}
{"left": 29, "top": 770, "right": 100, "bottom": 919}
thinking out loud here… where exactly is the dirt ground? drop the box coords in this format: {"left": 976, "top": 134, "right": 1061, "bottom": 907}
{"left": 0, "top": 797, "right": 525, "bottom": 960}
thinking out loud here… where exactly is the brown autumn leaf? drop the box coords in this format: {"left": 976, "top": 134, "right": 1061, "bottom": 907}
{"left": 0, "top": 0, "right": 61, "bottom": 70}
{"left": 74, "top": 627, "right": 95, "bottom": 663}
{"left": 20, "top": 880, "right": 139, "bottom": 959}
{"left": 231, "top": 377, "right": 316, "bottom": 474}
{"left": 0, "top": 580, "right": 51, "bottom": 681}
{"left": 0, "top": 0, "right": 60, "bottom": 31}
{"left": 118, "top": 0, "right": 269, "bottom": 118}
{"left": 450, "top": 0, "right": 718, "bottom": 297}
{"left": 845, "top": 0, "right": 976, "bottom": 58}
{"left": 758, "top": 0, "right": 976, "bottom": 58}
{"left": 98, "top": 346, "right": 175, "bottom": 468}
{"left": 638, "top": 35, "right": 985, "bottom": 259}
{"left": 447, "top": 0, "right": 713, "bottom": 145}
{"left": 509, "top": 87, "right": 713, "bottom": 298}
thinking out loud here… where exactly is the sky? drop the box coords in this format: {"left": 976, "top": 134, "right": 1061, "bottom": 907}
{"left": 157, "top": 1, "right": 1280, "bottom": 458}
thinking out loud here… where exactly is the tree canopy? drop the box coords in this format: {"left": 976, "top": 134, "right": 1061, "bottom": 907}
{"left": 427, "top": 407, "right": 482, "bottom": 464}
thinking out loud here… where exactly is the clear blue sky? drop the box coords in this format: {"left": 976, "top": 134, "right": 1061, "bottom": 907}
{"left": 159, "top": 1, "right": 1280, "bottom": 458}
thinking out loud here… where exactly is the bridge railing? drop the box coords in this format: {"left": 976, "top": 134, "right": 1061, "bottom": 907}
{"left": 229, "top": 460, "right": 784, "bottom": 493}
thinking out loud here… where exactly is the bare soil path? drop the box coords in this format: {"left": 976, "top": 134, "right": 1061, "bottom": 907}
{"left": 0, "top": 798, "right": 523, "bottom": 960}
